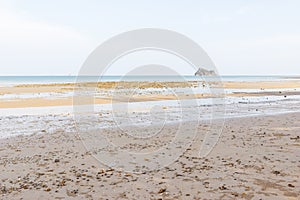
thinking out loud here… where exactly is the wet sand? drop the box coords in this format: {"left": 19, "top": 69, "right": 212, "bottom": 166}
{"left": 0, "top": 112, "right": 299, "bottom": 199}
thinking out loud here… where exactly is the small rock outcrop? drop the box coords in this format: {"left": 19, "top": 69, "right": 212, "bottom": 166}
{"left": 194, "top": 67, "right": 216, "bottom": 76}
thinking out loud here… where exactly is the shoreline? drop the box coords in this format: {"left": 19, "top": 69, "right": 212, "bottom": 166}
{"left": 1, "top": 108, "right": 300, "bottom": 140}
{"left": 1, "top": 91, "right": 300, "bottom": 109}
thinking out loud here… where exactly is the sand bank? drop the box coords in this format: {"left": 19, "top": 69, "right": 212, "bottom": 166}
{"left": 0, "top": 80, "right": 300, "bottom": 108}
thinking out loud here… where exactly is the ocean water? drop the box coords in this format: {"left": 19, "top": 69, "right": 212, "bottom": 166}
{"left": 0, "top": 75, "right": 299, "bottom": 86}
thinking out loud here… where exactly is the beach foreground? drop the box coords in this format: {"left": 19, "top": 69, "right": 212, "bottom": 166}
{"left": 0, "top": 112, "right": 299, "bottom": 199}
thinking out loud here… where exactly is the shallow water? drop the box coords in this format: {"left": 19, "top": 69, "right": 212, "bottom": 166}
{"left": 0, "top": 94, "right": 300, "bottom": 139}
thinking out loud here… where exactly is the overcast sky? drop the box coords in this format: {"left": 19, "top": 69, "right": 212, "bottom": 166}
{"left": 0, "top": 0, "right": 299, "bottom": 75}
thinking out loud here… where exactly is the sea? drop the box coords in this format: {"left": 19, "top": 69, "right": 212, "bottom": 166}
{"left": 0, "top": 75, "right": 299, "bottom": 86}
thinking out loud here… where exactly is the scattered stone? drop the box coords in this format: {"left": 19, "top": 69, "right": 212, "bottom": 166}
{"left": 272, "top": 170, "right": 280, "bottom": 175}
{"left": 203, "top": 182, "right": 209, "bottom": 188}
{"left": 67, "top": 189, "right": 78, "bottom": 197}
{"left": 290, "top": 136, "right": 300, "bottom": 140}
{"left": 219, "top": 185, "right": 228, "bottom": 190}
{"left": 158, "top": 188, "right": 166, "bottom": 194}
{"left": 37, "top": 172, "right": 45, "bottom": 176}
{"left": 124, "top": 173, "right": 132, "bottom": 177}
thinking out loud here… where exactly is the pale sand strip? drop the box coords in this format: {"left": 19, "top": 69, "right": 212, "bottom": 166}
{"left": 222, "top": 80, "right": 300, "bottom": 89}
{"left": 0, "top": 112, "right": 299, "bottom": 199}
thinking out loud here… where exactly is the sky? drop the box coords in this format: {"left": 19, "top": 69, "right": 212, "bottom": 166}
{"left": 0, "top": 0, "right": 299, "bottom": 76}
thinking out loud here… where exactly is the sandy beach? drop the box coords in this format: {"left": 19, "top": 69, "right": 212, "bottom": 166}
{"left": 0, "top": 113, "right": 299, "bottom": 199}
{"left": 0, "top": 79, "right": 300, "bottom": 199}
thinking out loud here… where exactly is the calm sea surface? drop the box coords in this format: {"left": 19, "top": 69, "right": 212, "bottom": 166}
{"left": 0, "top": 76, "right": 299, "bottom": 86}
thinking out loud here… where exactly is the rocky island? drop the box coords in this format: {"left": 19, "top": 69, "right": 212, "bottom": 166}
{"left": 195, "top": 67, "right": 217, "bottom": 76}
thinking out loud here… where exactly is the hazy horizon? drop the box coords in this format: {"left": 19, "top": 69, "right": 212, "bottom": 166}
{"left": 3, "top": 74, "right": 299, "bottom": 76}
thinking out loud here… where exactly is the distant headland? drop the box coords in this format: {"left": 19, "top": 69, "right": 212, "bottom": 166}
{"left": 194, "top": 67, "right": 216, "bottom": 76}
